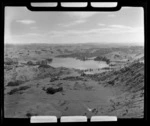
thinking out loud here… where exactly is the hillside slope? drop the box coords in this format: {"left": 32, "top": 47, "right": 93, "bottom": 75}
{"left": 87, "top": 62, "right": 144, "bottom": 118}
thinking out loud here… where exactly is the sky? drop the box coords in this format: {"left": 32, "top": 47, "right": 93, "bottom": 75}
{"left": 4, "top": 5, "right": 144, "bottom": 46}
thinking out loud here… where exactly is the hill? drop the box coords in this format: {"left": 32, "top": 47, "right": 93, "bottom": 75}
{"left": 87, "top": 62, "right": 144, "bottom": 118}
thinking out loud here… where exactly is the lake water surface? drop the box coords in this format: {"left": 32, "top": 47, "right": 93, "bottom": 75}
{"left": 50, "top": 57, "right": 109, "bottom": 70}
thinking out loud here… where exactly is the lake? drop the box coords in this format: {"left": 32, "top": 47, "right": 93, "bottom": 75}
{"left": 50, "top": 57, "right": 109, "bottom": 70}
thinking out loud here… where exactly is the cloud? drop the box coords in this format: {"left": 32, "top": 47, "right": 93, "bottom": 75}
{"left": 59, "top": 19, "right": 86, "bottom": 27}
{"left": 108, "top": 24, "right": 136, "bottom": 32}
{"left": 109, "top": 24, "right": 131, "bottom": 28}
{"left": 30, "top": 26, "right": 38, "bottom": 29}
{"left": 26, "top": 33, "right": 41, "bottom": 36}
{"left": 12, "top": 32, "right": 43, "bottom": 38}
{"left": 16, "top": 19, "right": 36, "bottom": 24}
{"left": 48, "top": 25, "right": 143, "bottom": 38}
{"left": 98, "top": 23, "right": 106, "bottom": 26}
{"left": 8, "top": 26, "right": 143, "bottom": 45}
{"left": 61, "top": 12, "right": 98, "bottom": 27}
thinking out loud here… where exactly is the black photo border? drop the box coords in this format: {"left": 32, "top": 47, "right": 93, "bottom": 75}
{"left": 0, "top": 0, "right": 148, "bottom": 125}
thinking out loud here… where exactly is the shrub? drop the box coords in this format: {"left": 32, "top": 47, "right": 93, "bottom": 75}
{"left": 8, "top": 86, "right": 30, "bottom": 95}
{"left": 19, "top": 86, "right": 30, "bottom": 90}
{"left": 4, "top": 58, "right": 18, "bottom": 65}
{"left": 46, "top": 87, "right": 63, "bottom": 94}
{"left": 38, "top": 64, "right": 51, "bottom": 68}
{"left": 4, "top": 65, "right": 13, "bottom": 70}
{"left": 81, "top": 73, "right": 86, "bottom": 76}
{"left": 102, "top": 67, "right": 110, "bottom": 70}
{"left": 50, "top": 77, "right": 59, "bottom": 82}
{"left": 108, "top": 80, "right": 115, "bottom": 85}
{"left": 46, "top": 58, "right": 53, "bottom": 63}
{"left": 8, "top": 88, "right": 19, "bottom": 95}
{"left": 27, "top": 61, "right": 34, "bottom": 65}
{"left": 36, "top": 60, "right": 48, "bottom": 65}
{"left": 7, "top": 80, "right": 23, "bottom": 86}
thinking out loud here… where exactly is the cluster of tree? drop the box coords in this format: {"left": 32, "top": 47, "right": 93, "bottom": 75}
{"left": 4, "top": 58, "right": 18, "bottom": 65}
{"left": 102, "top": 67, "right": 110, "bottom": 70}
{"left": 62, "top": 76, "right": 84, "bottom": 81}
{"left": 27, "top": 58, "right": 53, "bottom": 66}
{"left": 27, "top": 61, "right": 35, "bottom": 65}
{"left": 37, "top": 60, "right": 48, "bottom": 65}
{"left": 94, "top": 56, "right": 110, "bottom": 64}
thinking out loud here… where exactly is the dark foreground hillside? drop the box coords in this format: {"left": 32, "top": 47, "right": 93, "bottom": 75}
{"left": 87, "top": 62, "right": 144, "bottom": 118}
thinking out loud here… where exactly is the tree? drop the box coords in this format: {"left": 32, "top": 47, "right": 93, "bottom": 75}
{"left": 27, "top": 61, "right": 34, "bottom": 65}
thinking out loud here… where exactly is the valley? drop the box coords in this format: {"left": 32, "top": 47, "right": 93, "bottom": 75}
{"left": 4, "top": 43, "right": 144, "bottom": 118}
